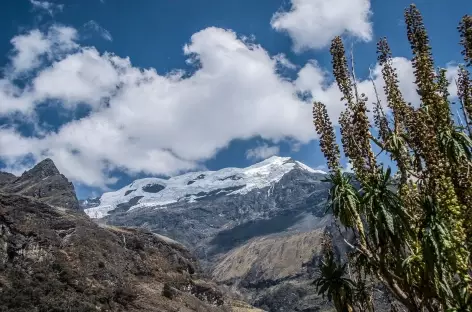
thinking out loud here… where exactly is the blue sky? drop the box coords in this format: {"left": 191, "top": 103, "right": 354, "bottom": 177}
{"left": 0, "top": 0, "right": 470, "bottom": 198}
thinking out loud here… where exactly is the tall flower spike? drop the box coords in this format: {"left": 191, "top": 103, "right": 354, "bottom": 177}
{"left": 331, "top": 37, "right": 354, "bottom": 105}
{"left": 404, "top": 4, "right": 447, "bottom": 182}
{"left": 458, "top": 66, "right": 472, "bottom": 132}
{"left": 339, "top": 111, "right": 354, "bottom": 160}
{"left": 373, "top": 96, "right": 390, "bottom": 143}
{"left": 376, "top": 38, "right": 418, "bottom": 188}
{"left": 459, "top": 15, "right": 472, "bottom": 67}
{"left": 351, "top": 93, "right": 377, "bottom": 179}
{"left": 313, "top": 102, "right": 341, "bottom": 171}
{"left": 370, "top": 64, "right": 390, "bottom": 143}
{"left": 405, "top": 5, "right": 437, "bottom": 109}
{"left": 331, "top": 37, "right": 376, "bottom": 181}
{"left": 377, "top": 38, "right": 410, "bottom": 134}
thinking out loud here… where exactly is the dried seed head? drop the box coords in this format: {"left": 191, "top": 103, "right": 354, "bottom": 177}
{"left": 330, "top": 37, "right": 354, "bottom": 105}
{"left": 459, "top": 15, "right": 472, "bottom": 67}
{"left": 458, "top": 66, "right": 472, "bottom": 123}
{"left": 313, "top": 101, "right": 341, "bottom": 171}
{"left": 405, "top": 4, "right": 437, "bottom": 110}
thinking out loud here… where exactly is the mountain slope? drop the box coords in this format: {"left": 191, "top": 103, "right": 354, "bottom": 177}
{"left": 86, "top": 156, "right": 336, "bottom": 311}
{"left": 0, "top": 160, "right": 262, "bottom": 312}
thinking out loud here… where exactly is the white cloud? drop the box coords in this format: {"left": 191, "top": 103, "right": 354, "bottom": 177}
{"left": 0, "top": 79, "right": 35, "bottom": 114}
{"left": 271, "top": 0, "right": 373, "bottom": 52}
{"left": 9, "top": 25, "right": 77, "bottom": 75}
{"left": 10, "top": 30, "right": 49, "bottom": 73}
{"left": 246, "top": 144, "right": 280, "bottom": 161}
{"left": 342, "top": 162, "right": 353, "bottom": 173}
{"left": 84, "top": 20, "right": 113, "bottom": 41}
{"left": 0, "top": 26, "right": 315, "bottom": 187}
{"left": 0, "top": 24, "right": 458, "bottom": 189}
{"left": 274, "top": 53, "right": 297, "bottom": 69}
{"left": 445, "top": 62, "right": 460, "bottom": 98}
{"left": 32, "top": 48, "right": 120, "bottom": 108}
{"left": 29, "top": 0, "right": 64, "bottom": 16}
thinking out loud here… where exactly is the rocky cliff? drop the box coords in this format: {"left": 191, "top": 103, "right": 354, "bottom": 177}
{"left": 0, "top": 160, "right": 261, "bottom": 312}
{"left": 0, "top": 158, "right": 79, "bottom": 210}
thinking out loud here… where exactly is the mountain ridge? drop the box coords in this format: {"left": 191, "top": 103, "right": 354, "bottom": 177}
{"left": 0, "top": 158, "right": 80, "bottom": 210}
{"left": 83, "top": 156, "right": 326, "bottom": 219}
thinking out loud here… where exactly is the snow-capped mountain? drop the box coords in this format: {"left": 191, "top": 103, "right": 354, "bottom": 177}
{"left": 84, "top": 156, "right": 325, "bottom": 218}
{"left": 84, "top": 155, "right": 335, "bottom": 311}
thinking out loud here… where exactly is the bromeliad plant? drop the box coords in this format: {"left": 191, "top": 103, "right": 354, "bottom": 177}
{"left": 312, "top": 5, "right": 472, "bottom": 312}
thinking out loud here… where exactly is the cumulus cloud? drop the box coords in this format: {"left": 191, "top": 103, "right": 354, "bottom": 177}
{"left": 274, "top": 53, "right": 297, "bottom": 70}
{"left": 0, "top": 26, "right": 316, "bottom": 187}
{"left": 9, "top": 25, "right": 77, "bottom": 75}
{"left": 29, "top": 0, "right": 64, "bottom": 16}
{"left": 0, "top": 79, "right": 35, "bottom": 114}
{"left": 84, "top": 20, "right": 113, "bottom": 41}
{"left": 0, "top": 24, "right": 458, "bottom": 189}
{"left": 246, "top": 144, "right": 280, "bottom": 161}
{"left": 271, "top": 0, "right": 373, "bottom": 51}
{"left": 32, "top": 48, "right": 120, "bottom": 108}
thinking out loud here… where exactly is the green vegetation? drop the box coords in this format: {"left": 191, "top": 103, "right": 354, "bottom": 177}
{"left": 313, "top": 4, "right": 472, "bottom": 312}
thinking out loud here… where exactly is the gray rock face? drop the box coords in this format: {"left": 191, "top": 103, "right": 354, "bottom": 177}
{"left": 0, "top": 158, "right": 80, "bottom": 210}
{"left": 0, "top": 172, "right": 16, "bottom": 188}
{"left": 0, "top": 193, "right": 256, "bottom": 312}
{"left": 98, "top": 161, "right": 338, "bottom": 311}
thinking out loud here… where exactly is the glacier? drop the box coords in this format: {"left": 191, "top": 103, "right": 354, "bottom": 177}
{"left": 84, "top": 156, "right": 326, "bottom": 219}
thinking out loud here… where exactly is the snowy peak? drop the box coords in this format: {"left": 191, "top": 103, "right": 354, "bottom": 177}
{"left": 84, "top": 156, "right": 325, "bottom": 218}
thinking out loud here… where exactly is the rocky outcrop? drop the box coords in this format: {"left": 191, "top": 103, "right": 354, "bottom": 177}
{"left": 0, "top": 159, "right": 263, "bottom": 312}
{"left": 0, "top": 172, "right": 16, "bottom": 187}
{"left": 0, "top": 159, "right": 79, "bottom": 210}
{"left": 0, "top": 193, "right": 261, "bottom": 312}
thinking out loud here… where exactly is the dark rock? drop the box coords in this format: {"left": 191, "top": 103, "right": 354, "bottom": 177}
{"left": 0, "top": 172, "right": 15, "bottom": 188}
{"left": 125, "top": 189, "right": 136, "bottom": 196}
{"left": 109, "top": 196, "right": 144, "bottom": 214}
{"left": 0, "top": 158, "right": 79, "bottom": 210}
{"left": 219, "top": 175, "right": 242, "bottom": 181}
{"left": 142, "top": 183, "right": 165, "bottom": 193}
{"left": 187, "top": 174, "right": 206, "bottom": 185}
{"left": 0, "top": 193, "right": 239, "bottom": 312}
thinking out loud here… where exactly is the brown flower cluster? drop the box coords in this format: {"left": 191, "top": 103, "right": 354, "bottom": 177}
{"left": 313, "top": 101, "right": 340, "bottom": 171}
{"left": 331, "top": 37, "right": 377, "bottom": 182}
{"left": 459, "top": 15, "right": 472, "bottom": 67}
